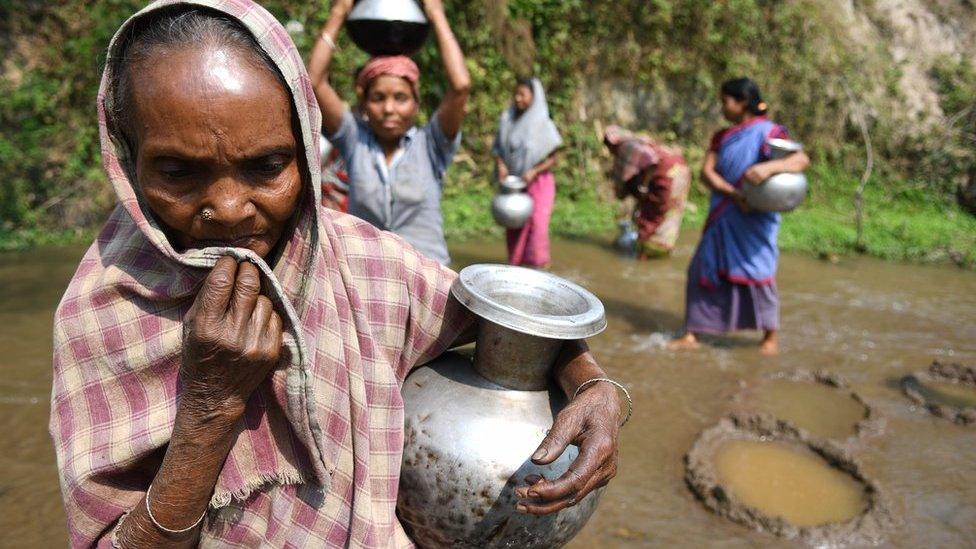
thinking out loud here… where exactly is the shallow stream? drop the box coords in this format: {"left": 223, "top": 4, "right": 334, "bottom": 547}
{"left": 2, "top": 233, "right": 975, "bottom": 546}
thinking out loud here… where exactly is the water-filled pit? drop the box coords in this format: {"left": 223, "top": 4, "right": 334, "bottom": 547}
{"left": 713, "top": 439, "right": 867, "bottom": 527}
{"left": 736, "top": 371, "right": 878, "bottom": 442}
{"left": 902, "top": 361, "right": 976, "bottom": 425}
{"left": 685, "top": 413, "right": 894, "bottom": 545}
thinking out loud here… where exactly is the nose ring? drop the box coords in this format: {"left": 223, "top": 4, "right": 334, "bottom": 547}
{"left": 200, "top": 208, "right": 215, "bottom": 222}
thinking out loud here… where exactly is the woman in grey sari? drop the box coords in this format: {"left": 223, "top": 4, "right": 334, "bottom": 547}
{"left": 493, "top": 77, "right": 563, "bottom": 267}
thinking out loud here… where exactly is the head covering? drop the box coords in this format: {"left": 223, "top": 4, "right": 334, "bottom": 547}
{"left": 356, "top": 55, "right": 420, "bottom": 99}
{"left": 604, "top": 125, "right": 660, "bottom": 186}
{"left": 492, "top": 78, "right": 563, "bottom": 177}
{"left": 49, "top": 1, "right": 468, "bottom": 546}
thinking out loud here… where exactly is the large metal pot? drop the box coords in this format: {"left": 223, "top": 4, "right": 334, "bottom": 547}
{"left": 744, "top": 138, "right": 808, "bottom": 212}
{"left": 743, "top": 172, "right": 809, "bottom": 213}
{"left": 346, "top": 0, "right": 430, "bottom": 56}
{"left": 397, "top": 265, "right": 608, "bottom": 548}
{"left": 491, "top": 175, "right": 534, "bottom": 229}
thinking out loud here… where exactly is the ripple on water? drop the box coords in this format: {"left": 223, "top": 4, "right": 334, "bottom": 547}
{"left": 713, "top": 439, "right": 868, "bottom": 527}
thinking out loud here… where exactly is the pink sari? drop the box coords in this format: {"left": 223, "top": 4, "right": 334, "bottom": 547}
{"left": 506, "top": 171, "right": 555, "bottom": 267}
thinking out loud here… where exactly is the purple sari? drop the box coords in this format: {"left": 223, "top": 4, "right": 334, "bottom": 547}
{"left": 685, "top": 116, "right": 789, "bottom": 334}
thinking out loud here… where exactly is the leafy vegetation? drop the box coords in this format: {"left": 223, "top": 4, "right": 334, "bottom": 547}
{"left": 1, "top": 0, "right": 973, "bottom": 266}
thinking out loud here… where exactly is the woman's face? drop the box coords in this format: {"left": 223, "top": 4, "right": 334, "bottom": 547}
{"left": 364, "top": 75, "right": 419, "bottom": 144}
{"left": 721, "top": 94, "right": 748, "bottom": 123}
{"left": 513, "top": 84, "right": 534, "bottom": 113}
{"left": 127, "top": 46, "right": 303, "bottom": 259}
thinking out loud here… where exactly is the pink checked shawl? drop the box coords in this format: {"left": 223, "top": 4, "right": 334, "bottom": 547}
{"left": 49, "top": 1, "right": 471, "bottom": 546}
{"left": 604, "top": 125, "right": 660, "bottom": 186}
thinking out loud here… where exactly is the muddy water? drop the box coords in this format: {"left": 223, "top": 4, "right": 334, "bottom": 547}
{"left": 2, "top": 232, "right": 975, "bottom": 547}
{"left": 916, "top": 381, "right": 976, "bottom": 410}
{"left": 713, "top": 440, "right": 867, "bottom": 527}
{"left": 750, "top": 379, "right": 867, "bottom": 440}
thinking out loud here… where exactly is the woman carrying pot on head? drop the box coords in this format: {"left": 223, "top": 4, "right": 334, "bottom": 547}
{"left": 668, "top": 78, "right": 809, "bottom": 355}
{"left": 603, "top": 126, "right": 691, "bottom": 259}
{"left": 308, "top": 0, "right": 469, "bottom": 265}
{"left": 493, "top": 77, "right": 562, "bottom": 268}
{"left": 50, "top": 2, "right": 622, "bottom": 546}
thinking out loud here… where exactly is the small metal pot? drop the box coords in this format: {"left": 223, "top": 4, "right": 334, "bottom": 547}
{"left": 744, "top": 139, "right": 808, "bottom": 212}
{"left": 346, "top": 0, "right": 430, "bottom": 56}
{"left": 491, "top": 176, "right": 534, "bottom": 229}
{"left": 614, "top": 220, "right": 638, "bottom": 254}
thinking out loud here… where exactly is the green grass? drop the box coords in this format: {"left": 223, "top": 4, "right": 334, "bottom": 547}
{"left": 779, "top": 164, "right": 976, "bottom": 267}
{"left": 0, "top": 226, "right": 96, "bottom": 252}
{"left": 2, "top": 163, "right": 972, "bottom": 269}
{"left": 443, "top": 162, "right": 976, "bottom": 269}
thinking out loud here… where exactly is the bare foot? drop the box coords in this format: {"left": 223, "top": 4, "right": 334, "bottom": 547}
{"left": 759, "top": 331, "right": 779, "bottom": 355}
{"left": 667, "top": 332, "right": 700, "bottom": 351}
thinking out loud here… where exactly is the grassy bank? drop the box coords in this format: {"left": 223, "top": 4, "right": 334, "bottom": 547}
{"left": 3, "top": 160, "right": 972, "bottom": 270}
{"left": 442, "top": 162, "right": 976, "bottom": 269}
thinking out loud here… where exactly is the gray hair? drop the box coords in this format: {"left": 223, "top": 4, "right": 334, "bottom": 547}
{"left": 109, "top": 5, "right": 284, "bottom": 151}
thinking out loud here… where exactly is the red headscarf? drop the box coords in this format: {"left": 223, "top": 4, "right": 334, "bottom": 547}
{"left": 356, "top": 55, "right": 421, "bottom": 99}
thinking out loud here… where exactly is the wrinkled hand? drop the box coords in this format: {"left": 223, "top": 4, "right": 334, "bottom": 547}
{"left": 497, "top": 164, "right": 510, "bottom": 183}
{"left": 743, "top": 162, "right": 774, "bottom": 185}
{"left": 181, "top": 256, "right": 284, "bottom": 421}
{"left": 515, "top": 383, "right": 619, "bottom": 514}
{"left": 521, "top": 169, "right": 537, "bottom": 184}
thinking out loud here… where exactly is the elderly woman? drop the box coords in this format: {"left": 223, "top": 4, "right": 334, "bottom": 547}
{"left": 49, "top": 2, "right": 621, "bottom": 547}
{"left": 603, "top": 126, "right": 691, "bottom": 259}
{"left": 493, "top": 77, "right": 562, "bottom": 268}
{"left": 308, "top": 0, "right": 469, "bottom": 265}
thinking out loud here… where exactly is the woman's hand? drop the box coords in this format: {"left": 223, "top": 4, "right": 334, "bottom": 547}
{"left": 743, "top": 161, "right": 775, "bottom": 185}
{"left": 181, "top": 256, "right": 284, "bottom": 422}
{"left": 331, "top": 0, "right": 354, "bottom": 15}
{"left": 521, "top": 168, "right": 537, "bottom": 184}
{"left": 515, "top": 379, "right": 620, "bottom": 514}
{"left": 497, "top": 159, "right": 509, "bottom": 183}
{"left": 732, "top": 191, "right": 752, "bottom": 214}
{"left": 421, "top": 0, "right": 445, "bottom": 16}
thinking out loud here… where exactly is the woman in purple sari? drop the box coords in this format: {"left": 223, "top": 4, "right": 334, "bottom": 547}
{"left": 670, "top": 78, "right": 809, "bottom": 354}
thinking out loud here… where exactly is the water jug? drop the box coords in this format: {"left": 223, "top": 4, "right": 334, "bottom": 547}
{"left": 744, "top": 138, "right": 808, "bottom": 213}
{"left": 397, "top": 264, "right": 608, "bottom": 547}
{"left": 491, "top": 175, "right": 534, "bottom": 229}
{"left": 346, "top": 0, "right": 430, "bottom": 56}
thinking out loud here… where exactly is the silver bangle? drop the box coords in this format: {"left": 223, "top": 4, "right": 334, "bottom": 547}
{"left": 320, "top": 30, "right": 339, "bottom": 50}
{"left": 572, "top": 378, "right": 633, "bottom": 427}
{"left": 145, "top": 483, "right": 207, "bottom": 535}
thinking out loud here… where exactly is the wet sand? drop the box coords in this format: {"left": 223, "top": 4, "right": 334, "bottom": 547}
{"left": 2, "top": 232, "right": 975, "bottom": 546}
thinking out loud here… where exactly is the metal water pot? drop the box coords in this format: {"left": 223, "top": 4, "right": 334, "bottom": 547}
{"left": 491, "top": 175, "right": 534, "bottom": 229}
{"left": 397, "top": 265, "right": 608, "bottom": 548}
{"left": 346, "top": 0, "right": 430, "bottom": 56}
{"left": 614, "top": 220, "right": 639, "bottom": 254}
{"left": 743, "top": 138, "right": 808, "bottom": 213}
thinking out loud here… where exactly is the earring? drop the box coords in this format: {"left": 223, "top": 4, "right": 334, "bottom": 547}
{"left": 200, "top": 208, "right": 215, "bottom": 222}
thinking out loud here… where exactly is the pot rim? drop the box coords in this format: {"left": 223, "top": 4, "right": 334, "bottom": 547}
{"left": 768, "top": 138, "right": 804, "bottom": 154}
{"left": 348, "top": 0, "right": 427, "bottom": 23}
{"left": 500, "top": 175, "right": 528, "bottom": 192}
{"left": 452, "top": 264, "right": 607, "bottom": 340}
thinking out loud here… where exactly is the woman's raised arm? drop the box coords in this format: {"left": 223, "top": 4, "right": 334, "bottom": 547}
{"left": 424, "top": 0, "right": 470, "bottom": 140}
{"left": 308, "top": 0, "right": 354, "bottom": 135}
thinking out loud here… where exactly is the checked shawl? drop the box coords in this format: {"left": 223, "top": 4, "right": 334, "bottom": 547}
{"left": 49, "top": 1, "right": 471, "bottom": 546}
